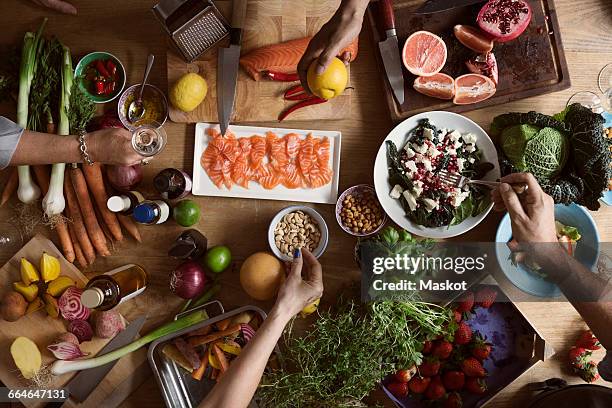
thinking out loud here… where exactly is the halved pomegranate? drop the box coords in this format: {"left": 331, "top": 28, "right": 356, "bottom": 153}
{"left": 454, "top": 25, "right": 494, "bottom": 53}
{"left": 466, "top": 52, "right": 499, "bottom": 85}
{"left": 453, "top": 74, "right": 496, "bottom": 105}
{"left": 413, "top": 73, "right": 455, "bottom": 100}
{"left": 477, "top": 0, "right": 532, "bottom": 43}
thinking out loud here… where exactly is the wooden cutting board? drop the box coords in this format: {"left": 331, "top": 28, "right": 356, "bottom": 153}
{"left": 167, "top": 0, "right": 352, "bottom": 123}
{"left": 0, "top": 235, "right": 148, "bottom": 408}
{"left": 367, "top": 0, "right": 571, "bottom": 121}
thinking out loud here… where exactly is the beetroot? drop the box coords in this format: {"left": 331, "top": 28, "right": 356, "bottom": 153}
{"left": 68, "top": 319, "right": 94, "bottom": 343}
{"left": 477, "top": 0, "right": 532, "bottom": 43}
{"left": 58, "top": 287, "right": 91, "bottom": 321}
{"left": 53, "top": 332, "right": 79, "bottom": 345}
{"left": 92, "top": 310, "right": 125, "bottom": 339}
{"left": 466, "top": 52, "right": 499, "bottom": 85}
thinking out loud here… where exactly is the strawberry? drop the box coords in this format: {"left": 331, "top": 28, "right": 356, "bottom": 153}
{"left": 475, "top": 286, "right": 497, "bottom": 308}
{"left": 387, "top": 381, "right": 409, "bottom": 398}
{"left": 395, "top": 366, "right": 417, "bottom": 383}
{"left": 442, "top": 370, "right": 465, "bottom": 391}
{"left": 471, "top": 334, "right": 492, "bottom": 361}
{"left": 425, "top": 376, "right": 446, "bottom": 400}
{"left": 577, "top": 361, "right": 600, "bottom": 383}
{"left": 465, "top": 377, "right": 487, "bottom": 394}
{"left": 409, "top": 376, "right": 431, "bottom": 394}
{"left": 422, "top": 340, "right": 433, "bottom": 354}
{"left": 419, "top": 357, "right": 441, "bottom": 377}
{"left": 453, "top": 309, "right": 463, "bottom": 323}
{"left": 444, "top": 392, "right": 463, "bottom": 408}
{"left": 454, "top": 321, "right": 473, "bottom": 345}
{"left": 575, "top": 330, "right": 601, "bottom": 351}
{"left": 455, "top": 291, "right": 474, "bottom": 313}
{"left": 461, "top": 357, "right": 486, "bottom": 377}
{"left": 568, "top": 346, "right": 592, "bottom": 370}
{"left": 433, "top": 340, "right": 453, "bottom": 359}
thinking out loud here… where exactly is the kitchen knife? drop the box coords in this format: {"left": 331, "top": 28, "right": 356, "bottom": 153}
{"left": 413, "top": 0, "right": 485, "bottom": 15}
{"left": 46, "top": 315, "right": 147, "bottom": 407}
{"left": 217, "top": 0, "right": 248, "bottom": 136}
{"left": 378, "top": 0, "right": 405, "bottom": 105}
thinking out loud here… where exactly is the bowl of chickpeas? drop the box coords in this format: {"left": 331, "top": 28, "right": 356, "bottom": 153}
{"left": 336, "top": 184, "right": 387, "bottom": 237}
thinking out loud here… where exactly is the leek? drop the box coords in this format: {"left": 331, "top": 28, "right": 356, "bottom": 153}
{"left": 16, "top": 19, "right": 46, "bottom": 204}
{"left": 51, "top": 309, "right": 209, "bottom": 375}
{"left": 42, "top": 45, "right": 72, "bottom": 216}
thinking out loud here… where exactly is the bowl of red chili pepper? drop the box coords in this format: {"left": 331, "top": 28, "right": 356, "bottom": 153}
{"left": 75, "top": 51, "right": 126, "bottom": 104}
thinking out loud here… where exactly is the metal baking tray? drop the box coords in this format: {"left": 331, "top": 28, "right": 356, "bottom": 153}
{"left": 148, "top": 301, "right": 274, "bottom": 408}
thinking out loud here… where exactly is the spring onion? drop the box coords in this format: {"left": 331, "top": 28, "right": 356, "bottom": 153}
{"left": 51, "top": 309, "right": 209, "bottom": 375}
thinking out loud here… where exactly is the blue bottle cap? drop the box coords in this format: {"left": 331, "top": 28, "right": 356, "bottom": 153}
{"left": 133, "top": 204, "right": 155, "bottom": 224}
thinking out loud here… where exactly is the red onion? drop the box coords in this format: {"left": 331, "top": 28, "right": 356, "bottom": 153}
{"left": 170, "top": 261, "right": 207, "bottom": 299}
{"left": 106, "top": 164, "right": 143, "bottom": 193}
{"left": 47, "top": 341, "right": 89, "bottom": 360}
{"left": 58, "top": 287, "right": 91, "bottom": 321}
{"left": 54, "top": 332, "right": 79, "bottom": 345}
{"left": 241, "top": 323, "right": 256, "bottom": 343}
{"left": 68, "top": 319, "right": 94, "bottom": 343}
{"left": 89, "top": 115, "right": 125, "bottom": 132}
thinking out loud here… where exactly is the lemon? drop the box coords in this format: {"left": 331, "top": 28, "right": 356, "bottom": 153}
{"left": 299, "top": 298, "right": 320, "bottom": 318}
{"left": 307, "top": 58, "right": 348, "bottom": 100}
{"left": 170, "top": 73, "right": 208, "bottom": 112}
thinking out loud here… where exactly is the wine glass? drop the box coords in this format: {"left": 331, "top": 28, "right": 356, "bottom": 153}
{"left": 0, "top": 222, "right": 24, "bottom": 260}
{"left": 131, "top": 120, "right": 167, "bottom": 158}
{"left": 597, "top": 63, "right": 612, "bottom": 112}
{"left": 566, "top": 91, "right": 604, "bottom": 114}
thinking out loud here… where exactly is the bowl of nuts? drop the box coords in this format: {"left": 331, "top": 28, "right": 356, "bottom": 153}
{"left": 269, "top": 206, "right": 329, "bottom": 262}
{"left": 336, "top": 184, "right": 387, "bottom": 236}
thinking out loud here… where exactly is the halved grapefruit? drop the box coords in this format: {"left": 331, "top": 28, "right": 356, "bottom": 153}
{"left": 402, "top": 31, "right": 447, "bottom": 77}
{"left": 413, "top": 73, "right": 455, "bottom": 100}
{"left": 453, "top": 74, "right": 496, "bottom": 105}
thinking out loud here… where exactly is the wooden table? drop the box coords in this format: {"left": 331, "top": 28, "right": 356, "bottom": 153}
{"left": 0, "top": 1, "right": 610, "bottom": 407}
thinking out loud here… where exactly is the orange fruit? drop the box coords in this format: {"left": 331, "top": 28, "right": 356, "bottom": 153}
{"left": 453, "top": 73, "right": 496, "bottom": 105}
{"left": 402, "top": 31, "right": 447, "bottom": 77}
{"left": 413, "top": 73, "right": 455, "bottom": 100}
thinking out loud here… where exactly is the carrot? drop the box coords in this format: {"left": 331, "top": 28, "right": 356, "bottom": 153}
{"left": 1, "top": 167, "right": 18, "bottom": 207}
{"left": 64, "top": 172, "right": 96, "bottom": 264}
{"left": 188, "top": 324, "right": 242, "bottom": 347}
{"left": 191, "top": 347, "right": 209, "bottom": 381}
{"left": 117, "top": 214, "right": 142, "bottom": 242}
{"left": 215, "top": 318, "right": 232, "bottom": 331}
{"left": 82, "top": 163, "right": 123, "bottom": 242}
{"left": 70, "top": 167, "right": 110, "bottom": 256}
{"left": 211, "top": 368, "right": 219, "bottom": 380}
{"left": 187, "top": 325, "right": 213, "bottom": 337}
{"left": 67, "top": 221, "right": 87, "bottom": 269}
{"left": 32, "top": 165, "right": 50, "bottom": 195}
{"left": 212, "top": 344, "right": 229, "bottom": 374}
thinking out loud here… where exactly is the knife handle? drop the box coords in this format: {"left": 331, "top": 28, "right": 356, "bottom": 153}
{"left": 232, "top": 0, "right": 248, "bottom": 29}
{"left": 378, "top": 0, "right": 396, "bottom": 33}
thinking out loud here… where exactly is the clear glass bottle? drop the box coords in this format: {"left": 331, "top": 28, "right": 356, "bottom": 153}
{"left": 106, "top": 191, "right": 145, "bottom": 215}
{"left": 132, "top": 200, "right": 170, "bottom": 225}
{"left": 81, "top": 264, "right": 148, "bottom": 311}
{"left": 153, "top": 168, "right": 193, "bottom": 200}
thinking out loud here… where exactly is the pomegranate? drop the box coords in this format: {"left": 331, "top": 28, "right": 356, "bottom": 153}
{"left": 477, "top": 0, "right": 532, "bottom": 43}
{"left": 466, "top": 52, "right": 499, "bottom": 85}
{"left": 453, "top": 25, "right": 494, "bottom": 53}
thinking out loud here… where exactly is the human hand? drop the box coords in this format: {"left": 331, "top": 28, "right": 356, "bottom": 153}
{"left": 87, "top": 128, "right": 145, "bottom": 166}
{"left": 274, "top": 248, "right": 324, "bottom": 318}
{"left": 30, "top": 0, "right": 77, "bottom": 14}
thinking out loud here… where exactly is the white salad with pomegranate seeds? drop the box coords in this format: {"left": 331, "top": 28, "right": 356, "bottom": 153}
{"left": 386, "top": 119, "right": 492, "bottom": 228}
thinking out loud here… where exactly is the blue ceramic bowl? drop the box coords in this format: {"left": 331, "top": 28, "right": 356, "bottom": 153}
{"left": 495, "top": 203, "right": 600, "bottom": 298}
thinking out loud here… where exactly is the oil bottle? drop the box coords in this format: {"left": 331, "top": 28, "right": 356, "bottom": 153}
{"left": 81, "top": 264, "right": 148, "bottom": 311}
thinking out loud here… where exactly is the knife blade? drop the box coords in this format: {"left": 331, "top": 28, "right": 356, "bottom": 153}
{"left": 377, "top": 0, "right": 405, "bottom": 105}
{"left": 217, "top": 0, "right": 248, "bottom": 136}
{"left": 413, "top": 0, "right": 485, "bottom": 15}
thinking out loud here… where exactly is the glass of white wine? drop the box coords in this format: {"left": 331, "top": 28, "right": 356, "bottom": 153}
{"left": 597, "top": 63, "right": 612, "bottom": 112}
{"left": 566, "top": 91, "right": 604, "bottom": 114}
{"left": 131, "top": 120, "right": 167, "bottom": 158}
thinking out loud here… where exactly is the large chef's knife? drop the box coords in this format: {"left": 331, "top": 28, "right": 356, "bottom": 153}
{"left": 414, "top": 0, "right": 485, "bottom": 15}
{"left": 377, "top": 0, "right": 405, "bottom": 105}
{"left": 217, "top": 0, "right": 248, "bottom": 136}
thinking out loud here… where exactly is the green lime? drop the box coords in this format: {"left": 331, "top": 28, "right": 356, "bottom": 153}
{"left": 173, "top": 200, "right": 201, "bottom": 227}
{"left": 204, "top": 245, "right": 232, "bottom": 273}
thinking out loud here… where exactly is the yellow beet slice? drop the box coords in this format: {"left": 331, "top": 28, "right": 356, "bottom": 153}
{"left": 40, "top": 252, "right": 61, "bottom": 282}
{"left": 46, "top": 276, "right": 75, "bottom": 297}
{"left": 20, "top": 258, "right": 40, "bottom": 285}
{"left": 13, "top": 282, "right": 39, "bottom": 302}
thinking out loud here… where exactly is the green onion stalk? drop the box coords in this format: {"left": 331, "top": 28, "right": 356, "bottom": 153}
{"left": 42, "top": 45, "right": 71, "bottom": 216}
{"left": 16, "top": 19, "right": 46, "bottom": 204}
{"left": 51, "top": 309, "right": 209, "bottom": 375}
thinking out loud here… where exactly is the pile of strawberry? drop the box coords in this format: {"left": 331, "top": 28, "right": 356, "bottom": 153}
{"left": 568, "top": 330, "right": 602, "bottom": 383}
{"left": 386, "top": 287, "right": 498, "bottom": 408}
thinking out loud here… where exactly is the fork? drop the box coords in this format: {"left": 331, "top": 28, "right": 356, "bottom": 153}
{"left": 438, "top": 170, "right": 528, "bottom": 194}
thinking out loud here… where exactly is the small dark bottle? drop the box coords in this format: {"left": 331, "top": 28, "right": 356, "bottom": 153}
{"left": 154, "top": 168, "right": 192, "bottom": 200}
{"left": 168, "top": 229, "right": 208, "bottom": 260}
{"left": 106, "top": 191, "right": 145, "bottom": 215}
{"left": 80, "top": 264, "right": 148, "bottom": 311}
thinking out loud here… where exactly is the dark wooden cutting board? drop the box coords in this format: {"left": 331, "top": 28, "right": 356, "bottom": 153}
{"left": 367, "top": 0, "right": 570, "bottom": 121}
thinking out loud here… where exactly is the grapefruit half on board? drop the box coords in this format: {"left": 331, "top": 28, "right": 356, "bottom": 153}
{"left": 402, "top": 31, "right": 447, "bottom": 77}
{"left": 453, "top": 73, "right": 496, "bottom": 105}
{"left": 413, "top": 73, "right": 455, "bottom": 100}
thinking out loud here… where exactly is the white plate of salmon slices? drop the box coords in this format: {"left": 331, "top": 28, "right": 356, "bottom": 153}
{"left": 192, "top": 123, "right": 341, "bottom": 204}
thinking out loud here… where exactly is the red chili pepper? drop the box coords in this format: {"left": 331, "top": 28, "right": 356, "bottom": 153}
{"left": 278, "top": 97, "right": 327, "bottom": 121}
{"left": 106, "top": 59, "right": 117, "bottom": 77}
{"left": 263, "top": 71, "right": 300, "bottom": 82}
{"left": 94, "top": 80, "right": 105, "bottom": 95}
{"left": 104, "top": 81, "right": 116, "bottom": 95}
{"left": 95, "top": 59, "right": 111, "bottom": 78}
{"left": 283, "top": 84, "right": 313, "bottom": 101}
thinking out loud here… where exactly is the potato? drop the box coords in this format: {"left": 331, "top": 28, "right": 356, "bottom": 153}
{"left": 10, "top": 337, "right": 41, "bottom": 379}
{"left": 1, "top": 291, "right": 27, "bottom": 322}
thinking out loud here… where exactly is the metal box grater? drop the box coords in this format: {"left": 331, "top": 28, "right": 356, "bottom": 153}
{"left": 152, "top": 0, "right": 230, "bottom": 62}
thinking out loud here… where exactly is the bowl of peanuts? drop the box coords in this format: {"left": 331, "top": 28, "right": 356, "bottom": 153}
{"left": 269, "top": 206, "right": 329, "bottom": 262}
{"left": 336, "top": 184, "right": 387, "bottom": 237}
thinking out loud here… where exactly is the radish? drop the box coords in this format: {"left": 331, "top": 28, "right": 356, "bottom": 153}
{"left": 477, "top": 0, "right": 532, "bottom": 43}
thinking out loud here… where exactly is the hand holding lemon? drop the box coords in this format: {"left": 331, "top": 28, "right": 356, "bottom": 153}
{"left": 306, "top": 57, "right": 348, "bottom": 100}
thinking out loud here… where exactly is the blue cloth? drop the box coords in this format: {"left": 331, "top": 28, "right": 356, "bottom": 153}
{"left": 0, "top": 116, "right": 23, "bottom": 169}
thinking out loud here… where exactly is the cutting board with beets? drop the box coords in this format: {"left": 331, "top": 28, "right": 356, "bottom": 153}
{"left": 367, "top": 0, "right": 570, "bottom": 121}
{"left": 167, "top": 0, "right": 352, "bottom": 124}
{"left": 0, "top": 235, "right": 149, "bottom": 408}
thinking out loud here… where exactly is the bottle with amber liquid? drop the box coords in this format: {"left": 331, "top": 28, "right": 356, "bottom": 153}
{"left": 81, "top": 264, "right": 148, "bottom": 311}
